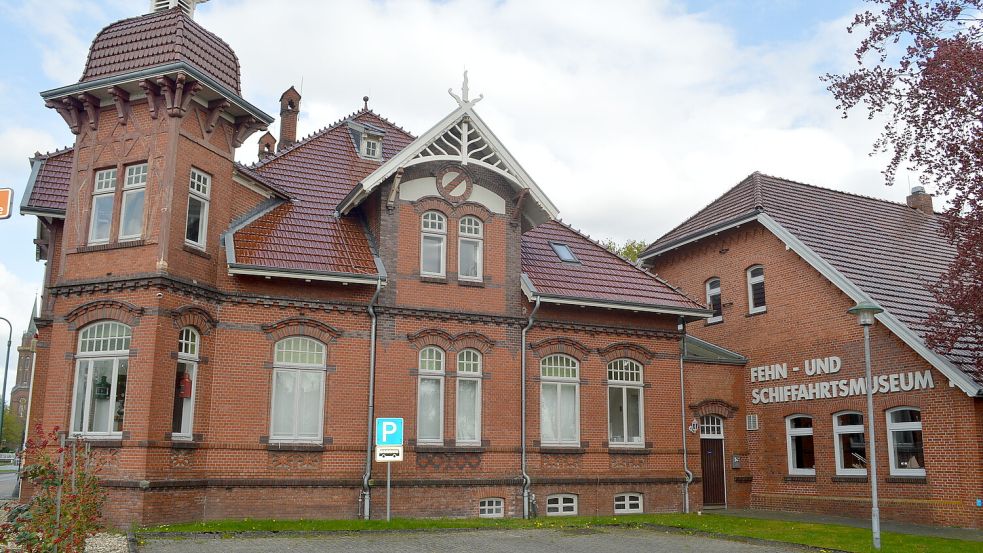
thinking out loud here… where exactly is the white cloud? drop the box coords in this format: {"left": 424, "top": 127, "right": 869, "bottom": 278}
{"left": 0, "top": 127, "right": 59, "bottom": 175}
{"left": 0, "top": 261, "right": 39, "bottom": 398}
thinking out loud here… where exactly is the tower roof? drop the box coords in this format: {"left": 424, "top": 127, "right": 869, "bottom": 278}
{"left": 81, "top": 7, "right": 241, "bottom": 93}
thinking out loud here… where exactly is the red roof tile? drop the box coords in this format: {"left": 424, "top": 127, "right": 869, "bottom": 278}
{"left": 81, "top": 8, "right": 241, "bottom": 93}
{"left": 23, "top": 148, "right": 73, "bottom": 214}
{"left": 522, "top": 221, "right": 707, "bottom": 313}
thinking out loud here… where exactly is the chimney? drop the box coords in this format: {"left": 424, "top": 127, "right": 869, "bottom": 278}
{"left": 906, "top": 185, "right": 934, "bottom": 215}
{"left": 278, "top": 86, "right": 302, "bottom": 151}
{"left": 149, "top": 0, "right": 208, "bottom": 17}
{"left": 257, "top": 131, "right": 276, "bottom": 159}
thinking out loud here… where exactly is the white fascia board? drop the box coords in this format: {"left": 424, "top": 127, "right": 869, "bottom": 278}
{"left": 757, "top": 212, "right": 981, "bottom": 397}
{"left": 638, "top": 212, "right": 760, "bottom": 263}
{"left": 227, "top": 264, "right": 385, "bottom": 286}
{"left": 232, "top": 172, "right": 277, "bottom": 199}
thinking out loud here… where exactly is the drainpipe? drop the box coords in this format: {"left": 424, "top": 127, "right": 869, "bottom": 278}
{"left": 678, "top": 317, "right": 693, "bottom": 514}
{"left": 360, "top": 278, "right": 383, "bottom": 519}
{"left": 520, "top": 296, "right": 541, "bottom": 519}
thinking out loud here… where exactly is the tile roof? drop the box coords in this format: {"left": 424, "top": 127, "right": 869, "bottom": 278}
{"left": 521, "top": 220, "right": 707, "bottom": 313}
{"left": 645, "top": 172, "right": 980, "bottom": 386}
{"left": 231, "top": 110, "right": 416, "bottom": 276}
{"left": 81, "top": 8, "right": 241, "bottom": 93}
{"left": 23, "top": 148, "right": 73, "bottom": 215}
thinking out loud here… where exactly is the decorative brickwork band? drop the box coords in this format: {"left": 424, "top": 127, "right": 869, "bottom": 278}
{"left": 598, "top": 342, "right": 658, "bottom": 364}
{"left": 412, "top": 196, "right": 493, "bottom": 220}
{"left": 407, "top": 329, "right": 496, "bottom": 353}
{"left": 170, "top": 306, "right": 218, "bottom": 335}
{"left": 689, "top": 398, "right": 739, "bottom": 419}
{"left": 262, "top": 317, "right": 341, "bottom": 343}
{"left": 65, "top": 300, "right": 144, "bottom": 330}
{"left": 528, "top": 337, "right": 590, "bottom": 360}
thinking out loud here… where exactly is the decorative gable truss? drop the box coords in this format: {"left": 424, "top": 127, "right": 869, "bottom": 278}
{"left": 413, "top": 117, "right": 516, "bottom": 183}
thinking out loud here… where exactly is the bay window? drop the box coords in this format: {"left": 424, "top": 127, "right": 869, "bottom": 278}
{"left": 172, "top": 327, "right": 200, "bottom": 440}
{"left": 886, "top": 407, "right": 925, "bottom": 476}
{"left": 786, "top": 415, "right": 815, "bottom": 475}
{"left": 417, "top": 346, "right": 444, "bottom": 444}
{"left": 456, "top": 349, "right": 481, "bottom": 445}
{"left": 833, "top": 411, "right": 866, "bottom": 476}
{"left": 421, "top": 211, "right": 446, "bottom": 277}
{"left": 540, "top": 354, "right": 579, "bottom": 446}
{"left": 458, "top": 216, "right": 483, "bottom": 281}
{"left": 270, "top": 336, "right": 326, "bottom": 443}
{"left": 71, "top": 321, "right": 131, "bottom": 436}
{"left": 607, "top": 358, "right": 643, "bottom": 446}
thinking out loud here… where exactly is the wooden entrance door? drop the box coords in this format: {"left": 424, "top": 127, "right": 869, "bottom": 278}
{"left": 700, "top": 415, "right": 726, "bottom": 507}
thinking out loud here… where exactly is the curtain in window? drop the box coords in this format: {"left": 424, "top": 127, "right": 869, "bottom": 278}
{"left": 457, "top": 379, "right": 478, "bottom": 442}
{"left": 272, "top": 370, "right": 296, "bottom": 437}
{"left": 298, "top": 371, "right": 322, "bottom": 438}
{"left": 541, "top": 384, "right": 558, "bottom": 443}
{"left": 418, "top": 377, "right": 441, "bottom": 440}
{"left": 559, "top": 384, "right": 577, "bottom": 442}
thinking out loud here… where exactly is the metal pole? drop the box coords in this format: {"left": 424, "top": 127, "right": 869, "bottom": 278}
{"left": 386, "top": 461, "right": 391, "bottom": 522}
{"left": 0, "top": 317, "right": 13, "bottom": 452}
{"left": 863, "top": 324, "right": 881, "bottom": 550}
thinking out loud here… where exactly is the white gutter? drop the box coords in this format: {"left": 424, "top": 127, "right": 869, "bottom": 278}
{"left": 520, "top": 274, "right": 711, "bottom": 320}
{"left": 638, "top": 211, "right": 759, "bottom": 263}
{"left": 227, "top": 264, "right": 384, "bottom": 286}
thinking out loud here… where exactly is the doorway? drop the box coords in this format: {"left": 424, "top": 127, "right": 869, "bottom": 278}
{"left": 700, "top": 415, "right": 726, "bottom": 508}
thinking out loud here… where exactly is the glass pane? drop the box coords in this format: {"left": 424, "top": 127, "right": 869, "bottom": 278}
{"left": 422, "top": 235, "right": 444, "bottom": 274}
{"left": 608, "top": 387, "right": 625, "bottom": 443}
{"left": 626, "top": 387, "right": 642, "bottom": 443}
{"left": 891, "top": 409, "right": 921, "bottom": 424}
{"left": 459, "top": 239, "right": 479, "bottom": 278}
{"left": 87, "top": 359, "right": 115, "bottom": 433}
{"left": 559, "top": 384, "right": 577, "bottom": 442}
{"left": 750, "top": 267, "right": 764, "bottom": 278}
{"left": 272, "top": 370, "right": 296, "bottom": 437}
{"left": 752, "top": 281, "right": 766, "bottom": 307}
{"left": 418, "top": 378, "right": 441, "bottom": 440}
{"left": 297, "top": 371, "right": 322, "bottom": 438}
{"left": 113, "top": 360, "right": 127, "bottom": 433}
{"left": 837, "top": 413, "right": 863, "bottom": 426}
{"left": 90, "top": 194, "right": 114, "bottom": 242}
{"left": 73, "top": 361, "right": 89, "bottom": 433}
{"left": 172, "top": 362, "right": 189, "bottom": 434}
{"left": 457, "top": 379, "right": 478, "bottom": 442}
{"left": 892, "top": 430, "right": 924, "bottom": 470}
{"left": 793, "top": 435, "right": 815, "bottom": 470}
{"left": 186, "top": 197, "right": 204, "bottom": 243}
{"left": 790, "top": 417, "right": 812, "bottom": 429}
{"left": 710, "top": 293, "right": 722, "bottom": 318}
{"left": 838, "top": 432, "right": 866, "bottom": 470}
{"left": 119, "top": 189, "right": 145, "bottom": 238}
{"left": 541, "top": 384, "right": 558, "bottom": 443}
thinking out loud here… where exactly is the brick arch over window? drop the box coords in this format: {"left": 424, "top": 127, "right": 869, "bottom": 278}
{"left": 170, "top": 306, "right": 217, "bottom": 335}
{"left": 262, "top": 317, "right": 341, "bottom": 344}
{"left": 690, "top": 399, "right": 739, "bottom": 419}
{"left": 598, "top": 342, "right": 656, "bottom": 364}
{"left": 65, "top": 299, "right": 144, "bottom": 330}
{"left": 529, "top": 337, "right": 590, "bottom": 360}
{"left": 412, "top": 198, "right": 452, "bottom": 217}
{"left": 453, "top": 202, "right": 493, "bottom": 221}
{"left": 407, "top": 329, "right": 495, "bottom": 353}
{"left": 453, "top": 331, "right": 495, "bottom": 354}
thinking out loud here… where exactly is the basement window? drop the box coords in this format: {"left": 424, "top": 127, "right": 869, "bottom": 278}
{"left": 546, "top": 494, "right": 578, "bottom": 516}
{"left": 478, "top": 497, "right": 504, "bottom": 518}
{"left": 550, "top": 242, "right": 579, "bottom": 263}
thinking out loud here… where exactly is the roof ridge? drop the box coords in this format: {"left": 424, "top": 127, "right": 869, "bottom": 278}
{"left": 31, "top": 146, "right": 74, "bottom": 161}
{"left": 755, "top": 171, "right": 942, "bottom": 215}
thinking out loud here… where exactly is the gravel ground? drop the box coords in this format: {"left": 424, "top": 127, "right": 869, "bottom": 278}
{"left": 86, "top": 533, "right": 129, "bottom": 553}
{"left": 139, "top": 527, "right": 805, "bottom": 552}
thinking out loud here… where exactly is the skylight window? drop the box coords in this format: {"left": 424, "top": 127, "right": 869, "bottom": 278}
{"left": 550, "top": 242, "right": 579, "bottom": 263}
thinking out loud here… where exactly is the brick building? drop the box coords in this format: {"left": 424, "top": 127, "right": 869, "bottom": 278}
{"left": 15, "top": 3, "right": 758, "bottom": 527}
{"left": 9, "top": 302, "right": 38, "bottom": 446}
{"left": 641, "top": 172, "right": 983, "bottom": 529}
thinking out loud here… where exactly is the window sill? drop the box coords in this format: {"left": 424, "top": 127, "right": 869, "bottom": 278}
{"left": 783, "top": 475, "right": 816, "bottom": 482}
{"left": 705, "top": 319, "right": 723, "bottom": 326}
{"left": 267, "top": 443, "right": 324, "bottom": 452}
{"left": 745, "top": 309, "right": 767, "bottom": 318}
{"left": 76, "top": 240, "right": 146, "bottom": 254}
{"left": 832, "top": 475, "right": 868, "bottom": 483}
{"left": 420, "top": 276, "right": 447, "bottom": 284}
{"left": 608, "top": 447, "right": 651, "bottom": 455}
{"left": 72, "top": 438, "right": 123, "bottom": 448}
{"left": 886, "top": 475, "right": 927, "bottom": 484}
{"left": 458, "top": 279, "right": 485, "bottom": 288}
{"left": 170, "top": 441, "right": 200, "bottom": 450}
{"left": 414, "top": 445, "right": 484, "bottom": 454}
{"left": 539, "top": 446, "right": 586, "bottom": 454}
{"left": 183, "top": 243, "right": 211, "bottom": 259}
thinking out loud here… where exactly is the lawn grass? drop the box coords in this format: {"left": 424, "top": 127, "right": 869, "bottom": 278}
{"left": 142, "top": 513, "right": 980, "bottom": 553}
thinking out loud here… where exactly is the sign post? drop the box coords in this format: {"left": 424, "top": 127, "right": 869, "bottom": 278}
{"left": 375, "top": 418, "right": 403, "bottom": 522}
{"left": 0, "top": 188, "right": 13, "bottom": 220}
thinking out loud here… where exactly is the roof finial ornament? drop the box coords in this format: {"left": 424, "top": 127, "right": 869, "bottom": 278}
{"left": 448, "top": 70, "right": 483, "bottom": 108}
{"left": 363, "top": 96, "right": 369, "bottom": 110}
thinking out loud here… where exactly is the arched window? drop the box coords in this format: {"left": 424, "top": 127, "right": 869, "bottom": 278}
{"left": 785, "top": 415, "right": 815, "bottom": 475}
{"left": 886, "top": 407, "right": 924, "bottom": 476}
{"left": 270, "top": 336, "right": 326, "bottom": 443}
{"left": 706, "top": 278, "right": 722, "bottom": 323}
{"left": 546, "top": 493, "right": 578, "bottom": 516}
{"left": 540, "top": 354, "right": 579, "bottom": 446}
{"left": 72, "top": 321, "right": 132, "bottom": 436}
{"left": 456, "top": 349, "right": 482, "bottom": 445}
{"left": 417, "top": 347, "right": 445, "bottom": 444}
{"left": 172, "top": 327, "right": 200, "bottom": 440}
{"left": 420, "top": 211, "right": 447, "bottom": 277}
{"left": 458, "top": 216, "right": 483, "bottom": 282}
{"left": 607, "top": 359, "right": 643, "bottom": 446}
{"left": 700, "top": 415, "right": 723, "bottom": 439}
{"left": 833, "top": 411, "right": 866, "bottom": 476}
{"left": 746, "top": 265, "right": 766, "bottom": 314}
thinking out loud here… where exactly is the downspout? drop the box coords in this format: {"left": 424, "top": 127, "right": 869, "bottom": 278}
{"left": 679, "top": 317, "right": 693, "bottom": 513}
{"left": 360, "top": 278, "right": 383, "bottom": 519}
{"left": 520, "top": 296, "right": 541, "bottom": 519}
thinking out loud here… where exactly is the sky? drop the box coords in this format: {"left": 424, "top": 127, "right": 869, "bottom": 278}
{"left": 0, "top": 0, "right": 908, "bottom": 398}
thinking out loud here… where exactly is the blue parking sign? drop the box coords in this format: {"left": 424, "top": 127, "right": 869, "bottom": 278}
{"left": 375, "top": 418, "right": 403, "bottom": 446}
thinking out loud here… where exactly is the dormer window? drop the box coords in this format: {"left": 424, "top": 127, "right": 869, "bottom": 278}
{"left": 550, "top": 242, "right": 579, "bottom": 263}
{"left": 362, "top": 137, "right": 380, "bottom": 159}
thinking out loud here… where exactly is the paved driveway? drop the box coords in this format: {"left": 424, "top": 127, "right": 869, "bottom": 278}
{"left": 140, "top": 527, "right": 804, "bottom": 552}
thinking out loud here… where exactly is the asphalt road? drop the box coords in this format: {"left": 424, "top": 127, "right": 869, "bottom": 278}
{"left": 0, "top": 472, "right": 18, "bottom": 499}
{"left": 140, "top": 527, "right": 803, "bottom": 552}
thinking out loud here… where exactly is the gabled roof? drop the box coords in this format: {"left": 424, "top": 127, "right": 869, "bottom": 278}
{"left": 521, "top": 220, "right": 711, "bottom": 318}
{"left": 642, "top": 172, "right": 981, "bottom": 394}
{"left": 338, "top": 101, "right": 559, "bottom": 225}
{"left": 226, "top": 109, "right": 415, "bottom": 281}
{"left": 21, "top": 147, "right": 73, "bottom": 217}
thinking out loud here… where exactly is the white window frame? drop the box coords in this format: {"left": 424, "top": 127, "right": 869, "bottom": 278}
{"left": 700, "top": 415, "right": 724, "bottom": 439}
{"left": 545, "top": 493, "right": 578, "bottom": 516}
{"left": 417, "top": 346, "right": 445, "bottom": 445}
{"left": 540, "top": 354, "right": 580, "bottom": 447}
{"left": 70, "top": 321, "right": 131, "bottom": 438}
{"left": 478, "top": 497, "right": 504, "bottom": 518}
{"left": 269, "top": 337, "right": 326, "bottom": 444}
{"left": 457, "top": 216, "right": 484, "bottom": 282}
{"left": 833, "top": 411, "right": 866, "bottom": 476}
{"left": 420, "top": 211, "right": 447, "bottom": 277}
{"left": 606, "top": 359, "right": 644, "bottom": 447}
{"left": 185, "top": 168, "right": 211, "bottom": 250}
{"left": 89, "top": 168, "right": 117, "bottom": 245}
{"left": 172, "top": 327, "right": 200, "bottom": 441}
{"left": 706, "top": 277, "right": 722, "bottom": 323}
{"left": 117, "top": 163, "right": 148, "bottom": 241}
{"left": 786, "top": 414, "right": 815, "bottom": 476}
{"left": 747, "top": 265, "right": 766, "bottom": 314}
{"left": 614, "top": 492, "right": 643, "bottom": 514}
{"left": 362, "top": 136, "right": 381, "bottom": 159}
{"left": 886, "top": 407, "right": 926, "bottom": 477}
{"left": 455, "top": 349, "right": 482, "bottom": 446}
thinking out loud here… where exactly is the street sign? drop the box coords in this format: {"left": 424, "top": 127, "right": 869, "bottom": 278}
{"left": 0, "top": 188, "right": 12, "bottom": 220}
{"left": 375, "top": 417, "right": 403, "bottom": 446}
{"left": 375, "top": 445, "right": 403, "bottom": 463}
